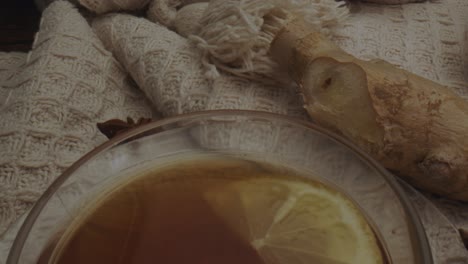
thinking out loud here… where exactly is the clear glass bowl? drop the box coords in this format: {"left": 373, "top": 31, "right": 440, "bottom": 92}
{"left": 7, "top": 110, "right": 432, "bottom": 264}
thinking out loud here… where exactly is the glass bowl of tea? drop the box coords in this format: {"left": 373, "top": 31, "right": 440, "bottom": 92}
{"left": 7, "top": 110, "right": 432, "bottom": 264}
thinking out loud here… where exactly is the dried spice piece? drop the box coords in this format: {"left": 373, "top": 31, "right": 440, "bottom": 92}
{"left": 97, "top": 117, "right": 152, "bottom": 139}
{"left": 460, "top": 229, "right": 468, "bottom": 250}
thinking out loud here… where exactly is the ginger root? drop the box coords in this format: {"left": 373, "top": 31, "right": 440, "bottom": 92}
{"left": 271, "top": 18, "right": 468, "bottom": 200}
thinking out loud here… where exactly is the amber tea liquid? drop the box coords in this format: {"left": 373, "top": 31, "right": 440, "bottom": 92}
{"left": 38, "top": 157, "right": 388, "bottom": 264}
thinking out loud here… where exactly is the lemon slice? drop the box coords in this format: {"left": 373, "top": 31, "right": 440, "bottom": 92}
{"left": 204, "top": 177, "right": 384, "bottom": 264}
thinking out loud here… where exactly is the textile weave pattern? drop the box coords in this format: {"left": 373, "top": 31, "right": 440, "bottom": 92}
{"left": 78, "top": 0, "right": 150, "bottom": 13}
{"left": 93, "top": 14, "right": 307, "bottom": 118}
{"left": 0, "top": 1, "right": 153, "bottom": 236}
{"left": 332, "top": 1, "right": 468, "bottom": 98}
{"left": 0, "top": 52, "right": 27, "bottom": 108}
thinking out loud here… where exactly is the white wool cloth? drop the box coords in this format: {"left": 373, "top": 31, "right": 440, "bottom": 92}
{"left": 92, "top": 14, "right": 306, "bottom": 118}
{"left": 0, "top": 0, "right": 153, "bottom": 252}
{"left": 78, "top": 0, "right": 151, "bottom": 13}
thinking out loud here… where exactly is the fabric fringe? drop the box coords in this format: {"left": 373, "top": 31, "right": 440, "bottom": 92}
{"left": 190, "top": 0, "right": 349, "bottom": 83}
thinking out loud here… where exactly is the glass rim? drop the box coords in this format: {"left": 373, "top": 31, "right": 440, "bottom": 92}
{"left": 7, "top": 109, "right": 433, "bottom": 264}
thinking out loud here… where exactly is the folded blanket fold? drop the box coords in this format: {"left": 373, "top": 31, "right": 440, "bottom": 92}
{"left": 92, "top": 14, "right": 306, "bottom": 118}
{"left": 0, "top": 1, "right": 153, "bottom": 237}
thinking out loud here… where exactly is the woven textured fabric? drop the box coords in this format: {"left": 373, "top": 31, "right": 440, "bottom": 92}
{"left": 93, "top": 14, "right": 307, "bottom": 118}
{"left": 332, "top": 0, "right": 468, "bottom": 98}
{"left": 146, "top": 0, "right": 181, "bottom": 27}
{"left": 0, "top": 52, "right": 27, "bottom": 108}
{"left": 173, "top": 2, "right": 208, "bottom": 36}
{"left": 362, "top": 0, "right": 425, "bottom": 4}
{"left": 0, "top": 52, "right": 26, "bottom": 81}
{"left": 78, "top": 0, "right": 150, "bottom": 13}
{"left": 0, "top": 1, "right": 153, "bottom": 236}
{"left": 146, "top": 0, "right": 206, "bottom": 27}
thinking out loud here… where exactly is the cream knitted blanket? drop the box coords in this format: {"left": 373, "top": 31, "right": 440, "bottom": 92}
{"left": 1, "top": 0, "right": 467, "bottom": 263}
{"left": 0, "top": 0, "right": 154, "bottom": 251}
